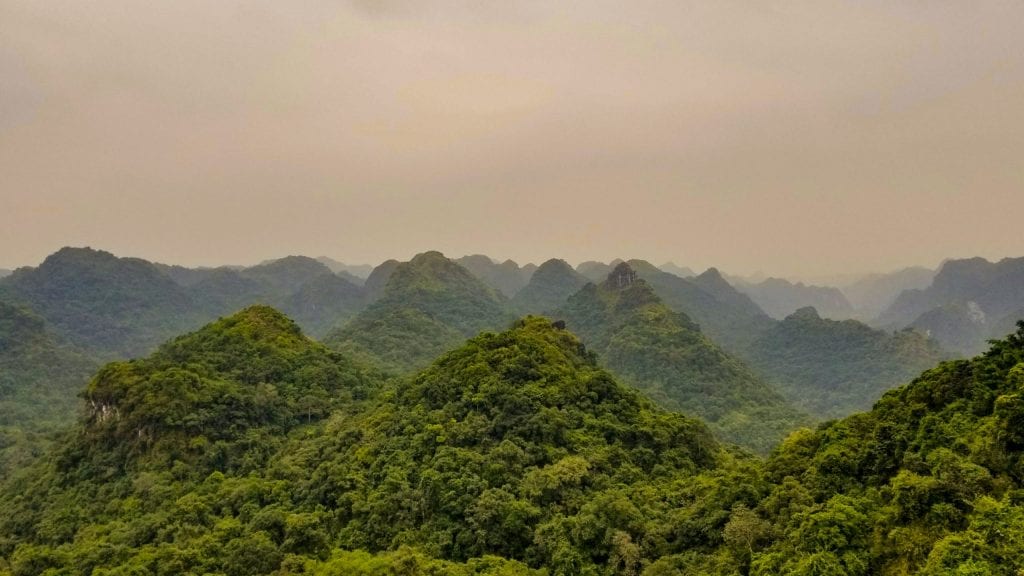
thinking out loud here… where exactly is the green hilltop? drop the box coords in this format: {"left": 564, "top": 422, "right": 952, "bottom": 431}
{"left": 557, "top": 262, "right": 809, "bottom": 453}
{"left": 325, "top": 251, "right": 515, "bottom": 373}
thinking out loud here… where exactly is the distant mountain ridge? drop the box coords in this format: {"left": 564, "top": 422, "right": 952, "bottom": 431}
{"left": 455, "top": 255, "right": 536, "bottom": 297}
{"left": 741, "top": 306, "right": 947, "bottom": 418}
{"left": 511, "top": 258, "right": 589, "bottom": 315}
{"left": 325, "top": 251, "right": 515, "bottom": 372}
{"left": 557, "top": 262, "right": 809, "bottom": 453}
{"left": 0, "top": 247, "right": 201, "bottom": 359}
{"left": 735, "top": 277, "right": 856, "bottom": 320}
{"left": 877, "top": 256, "right": 1024, "bottom": 354}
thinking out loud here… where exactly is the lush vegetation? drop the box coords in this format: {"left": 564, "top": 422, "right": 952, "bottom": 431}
{"left": 325, "top": 252, "right": 515, "bottom": 372}
{"left": 751, "top": 320, "right": 1024, "bottom": 575}
{"left": 743, "top": 307, "right": 948, "bottom": 418}
{"left": 512, "top": 259, "right": 589, "bottom": 315}
{"left": 0, "top": 248, "right": 201, "bottom": 359}
{"left": 557, "top": 264, "right": 809, "bottom": 453}
{"left": 0, "top": 312, "right": 760, "bottom": 575}
{"left": 4, "top": 302, "right": 1024, "bottom": 574}
{"left": 0, "top": 303, "right": 96, "bottom": 479}
{"left": 455, "top": 255, "right": 536, "bottom": 298}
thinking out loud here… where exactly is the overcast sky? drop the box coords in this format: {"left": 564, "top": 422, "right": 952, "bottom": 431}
{"left": 2, "top": 1, "right": 1022, "bottom": 277}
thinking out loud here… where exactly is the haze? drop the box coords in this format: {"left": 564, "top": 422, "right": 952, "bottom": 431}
{"left": 2, "top": 1, "right": 1023, "bottom": 277}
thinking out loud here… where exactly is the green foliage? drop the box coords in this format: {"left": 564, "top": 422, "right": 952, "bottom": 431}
{"left": 0, "top": 302, "right": 96, "bottom": 478}
{"left": 557, "top": 264, "right": 809, "bottom": 453}
{"left": 754, "top": 320, "right": 1024, "bottom": 574}
{"left": 326, "top": 252, "right": 515, "bottom": 372}
{"left": 512, "top": 259, "right": 588, "bottom": 315}
{"left": 0, "top": 247, "right": 201, "bottom": 359}
{"left": 0, "top": 312, "right": 763, "bottom": 575}
{"left": 742, "top": 307, "right": 949, "bottom": 418}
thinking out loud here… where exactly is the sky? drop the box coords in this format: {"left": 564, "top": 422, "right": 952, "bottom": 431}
{"left": 2, "top": 1, "right": 1023, "bottom": 278}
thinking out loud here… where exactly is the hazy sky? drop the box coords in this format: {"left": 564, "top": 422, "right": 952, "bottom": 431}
{"left": 2, "top": 1, "right": 1023, "bottom": 277}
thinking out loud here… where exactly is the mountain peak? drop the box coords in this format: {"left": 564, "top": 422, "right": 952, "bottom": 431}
{"left": 788, "top": 306, "right": 821, "bottom": 320}
{"left": 604, "top": 262, "right": 639, "bottom": 289}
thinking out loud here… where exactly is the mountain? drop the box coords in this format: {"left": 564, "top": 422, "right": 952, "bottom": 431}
{"left": 511, "top": 258, "right": 589, "bottom": 314}
{"left": 186, "top": 266, "right": 269, "bottom": 314}
{"left": 275, "top": 273, "right": 367, "bottom": 338}
{"left": 0, "top": 302, "right": 97, "bottom": 477}
{"left": 742, "top": 306, "right": 947, "bottom": 418}
{"left": 175, "top": 257, "right": 368, "bottom": 338}
{"left": 325, "top": 251, "right": 515, "bottom": 372}
{"left": 239, "top": 256, "right": 335, "bottom": 295}
{"left": 0, "top": 314, "right": 747, "bottom": 575}
{"left": 659, "top": 262, "right": 696, "bottom": 278}
{"left": 840, "top": 265, "right": 935, "bottom": 319}
{"left": 455, "top": 255, "right": 535, "bottom": 297}
{"left": 576, "top": 259, "right": 622, "bottom": 282}
{"left": 735, "top": 277, "right": 856, "bottom": 320}
{"left": 557, "top": 263, "right": 809, "bottom": 453}
{"left": 754, "top": 321, "right": 1024, "bottom": 575}
{"left": 627, "top": 260, "right": 776, "bottom": 354}
{"left": 877, "top": 257, "right": 1024, "bottom": 354}
{"left": 363, "top": 258, "right": 400, "bottom": 300}
{"left": 315, "top": 256, "right": 373, "bottom": 281}
{"left": 0, "top": 247, "right": 200, "bottom": 359}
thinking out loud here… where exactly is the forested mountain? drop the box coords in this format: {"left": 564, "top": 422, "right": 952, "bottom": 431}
{"left": 455, "top": 255, "right": 536, "bottom": 298}
{"left": 0, "top": 247, "right": 200, "bottom": 359}
{"left": 576, "top": 259, "right": 622, "bottom": 283}
{"left": 0, "top": 303, "right": 96, "bottom": 478}
{"left": 511, "top": 258, "right": 589, "bottom": 315}
{"left": 315, "top": 256, "right": 373, "bottom": 281}
{"left": 658, "top": 262, "right": 695, "bottom": 278}
{"left": 0, "top": 313, "right": 749, "bottom": 575}
{"left": 156, "top": 256, "right": 370, "bottom": 340}
{"left": 3, "top": 301, "right": 1024, "bottom": 574}
{"left": 752, "top": 321, "right": 1024, "bottom": 575}
{"left": 742, "top": 306, "right": 947, "bottom": 418}
{"left": 325, "top": 252, "right": 515, "bottom": 372}
{"left": 557, "top": 263, "right": 808, "bottom": 453}
{"left": 878, "top": 257, "right": 1024, "bottom": 354}
{"left": 840, "top": 265, "right": 935, "bottom": 320}
{"left": 363, "top": 258, "right": 400, "bottom": 300}
{"left": 735, "top": 277, "right": 855, "bottom": 320}
{"left": 627, "top": 260, "right": 776, "bottom": 354}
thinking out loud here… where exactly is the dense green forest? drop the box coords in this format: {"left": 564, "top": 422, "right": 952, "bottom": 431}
{"left": 0, "top": 303, "right": 96, "bottom": 479}
{"left": 325, "top": 252, "right": 515, "bottom": 373}
{"left": 3, "top": 301, "right": 1024, "bottom": 574}
{"left": 557, "top": 263, "right": 808, "bottom": 453}
{"left": 742, "top": 307, "right": 948, "bottom": 418}
{"left": 512, "top": 259, "right": 589, "bottom": 315}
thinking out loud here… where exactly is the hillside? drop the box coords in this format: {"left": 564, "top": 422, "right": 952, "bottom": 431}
{"left": 325, "top": 251, "right": 515, "bottom": 372}
{"left": 455, "top": 255, "right": 536, "bottom": 298}
{"left": 751, "top": 321, "right": 1024, "bottom": 575}
{"left": 878, "top": 257, "right": 1024, "bottom": 354}
{"left": 742, "top": 306, "right": 948, "bottom": 418}
{"left": 511, "top": 258, "right": 589, "bottom": 314}
{"left": 627, "top": 260, "right": 776, "bottom": 354}
{"left": 0, "top": 247, "right": 200, "bottom": 359}
{"left": 736, "top": 277, "right": 855, "bottom": 320}
{"left": 557, "top": 263, "right": 809, "bottom": 453}
{"left": 841, "top": 265, "right": 935, "bottom": 319}
{"left": 0, "top": 302, "right": 97, "bottom": 478}
{"left": 0, "top": 314, "right": 756, "bottom": 575}
{"left": 363, "top": 258, "right": 400, "bottom": 299}
{"left": 576, "top": 259, "right": 622, "bottom": 282}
